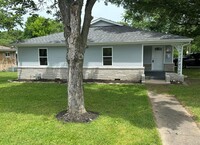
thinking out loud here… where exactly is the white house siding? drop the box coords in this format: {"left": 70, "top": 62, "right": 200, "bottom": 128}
{"left": 18, "top": 46, "right": 67, "bottom": 67}
{"left": 17, "top": 44, "right": 144, "bottom": 81}
{"left": 18, "top": 47, "right": 39, "bottom": 66}
{"left": 113, "top": 45, "right": 143, "bottom": 67}
{"left": 84, "top": 44, "right": 143, "bottom": 68}
{"left": 84, "top": 46, "right": 102, "bottom": 67}
{"left": 48, "top": 47, "right": 67, "bottom": 67}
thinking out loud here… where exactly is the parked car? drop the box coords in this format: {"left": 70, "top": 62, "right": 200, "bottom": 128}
{"left": 173, "top": 53, "right": 200, "bottom": 68}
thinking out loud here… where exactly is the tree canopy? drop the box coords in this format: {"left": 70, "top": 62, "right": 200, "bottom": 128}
{"left": 0, "top": 30, "right": 23, "bottom": 46}
{"left": 0, "top": 0, "right": 37, "bottom": 31}
{"left": 108, "top": 0, "right": 200, "bottom": 36}
{"left": 107, "top": 0, "right": 200, "bottom": 52}
{"left": 24, "top": 15, "right": 63, "bottom": 38}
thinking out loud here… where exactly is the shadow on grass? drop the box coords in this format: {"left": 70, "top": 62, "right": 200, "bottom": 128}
{"left": 0, "top": 75, "right": 17, "bottom": 84}
{"left": 0, "top": 82, "right": 155, "bottom": 129}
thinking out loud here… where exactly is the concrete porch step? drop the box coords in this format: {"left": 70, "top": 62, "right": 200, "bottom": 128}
{"left": 145, "top": 71, "right": 165, "bottom": 80}
{"left": 144, "top": 79, "right": 170, "bottom": 84}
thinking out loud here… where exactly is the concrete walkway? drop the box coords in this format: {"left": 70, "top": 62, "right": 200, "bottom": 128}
{"left": 148, "top": 91, "right": 200, "bottom": 145}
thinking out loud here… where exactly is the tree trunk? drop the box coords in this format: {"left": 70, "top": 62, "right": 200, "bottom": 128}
{"left": 57, "top": 0, "right": 97, "bottom": 122}
{"left": 67, "top": 43, "right": 86, "bottom": 114}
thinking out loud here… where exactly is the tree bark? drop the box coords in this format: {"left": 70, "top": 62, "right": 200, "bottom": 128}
{"left": 58, "top": 0, "right": 96, "bottom": 116}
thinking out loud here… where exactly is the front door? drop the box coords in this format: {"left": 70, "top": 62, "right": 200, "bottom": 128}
{"left": 152, "top": 46, "right": 164, "bottom": 71}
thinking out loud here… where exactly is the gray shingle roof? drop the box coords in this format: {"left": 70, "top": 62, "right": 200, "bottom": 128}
{"left": 17, "top": 25, "right": 191, "bottom": 46}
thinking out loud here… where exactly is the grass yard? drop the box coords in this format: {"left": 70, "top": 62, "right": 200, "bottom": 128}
{"left": 146, "top": 68, "right": 200, "bottom": 126}
{"left": 0, "top": 72, "right": 161, "bottom": 145}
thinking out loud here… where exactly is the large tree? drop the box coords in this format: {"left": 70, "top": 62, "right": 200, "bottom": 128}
{"left": 57, "top": 0, "right": 97, "bottom": 121}
{"left": 108, "top": 0, "right": 200, "bottom": 52}
{"left": 1, "top": 0, "right": 98, "bottom": 122}
{"left": 108, "top": 0, "right": 200, "bottom": 36}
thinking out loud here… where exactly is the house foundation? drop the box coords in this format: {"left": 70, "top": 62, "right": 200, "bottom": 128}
{"left": 17, "top": 67, "right": 144, "bottom": 82}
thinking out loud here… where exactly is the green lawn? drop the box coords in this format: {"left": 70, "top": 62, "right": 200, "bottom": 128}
{"left": 0, "top": 72, "right": 161, "bottom": 145}
{"left": 146, "top": 68, "right": 200, "bottom": 127}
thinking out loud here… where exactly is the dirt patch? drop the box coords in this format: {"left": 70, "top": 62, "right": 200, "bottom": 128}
{"left": 56, "top": 110, "right": 99, "bottom": 123}
{"left": 11, "top": 79, "right": 140, "bottom": 84}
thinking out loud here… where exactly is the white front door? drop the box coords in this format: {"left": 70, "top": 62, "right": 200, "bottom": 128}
{"left": 152, "top": 46, "right": 164, "bottom": 71}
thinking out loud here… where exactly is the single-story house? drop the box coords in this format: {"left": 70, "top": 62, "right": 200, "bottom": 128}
{"left": 15, "top": 18, "right": 192, "bottom": 82}
{"left": 0, "top": 46, "right": 16, "bottom": 71}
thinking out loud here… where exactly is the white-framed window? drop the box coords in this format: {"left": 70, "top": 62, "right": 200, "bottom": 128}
{"left": 39, "top": 48, "right": 48, "bottom": 65}
{"left": 165, "top": 45, "right": 172, "bottom": 63}
{"left": 5, "top": 52, "right": 10, "bottom": 57}
{"left": 103, "top": 47, "right": 112, "bottom": 65}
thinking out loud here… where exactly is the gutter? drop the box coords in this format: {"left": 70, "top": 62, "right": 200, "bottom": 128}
{"left": 14, "top": 38, "right": 193, "bottom": 47}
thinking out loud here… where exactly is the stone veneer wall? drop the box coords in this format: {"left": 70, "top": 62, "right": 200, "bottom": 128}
{"left": 164, "top": 64, "right": 174, "bottom": 72}
{"left": 18, "top": 67, "right": 144, "bottom": 82}
{"left": 165, "top": 72, "right": 184, "bottom": 83}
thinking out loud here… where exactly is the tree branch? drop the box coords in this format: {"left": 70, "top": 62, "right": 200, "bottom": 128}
{"left": 81, "top": 0, "right": 96, "bottom": 48}
{"left": 58, "top": 0, "right": 71, "bottom": 47}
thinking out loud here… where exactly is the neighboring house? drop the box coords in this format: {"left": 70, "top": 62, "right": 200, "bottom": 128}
{"left": 15, "top": 18, "right": 192, "bottom": 82}
{"left": 0, "top": 46, "right": 16, "bottom": 71}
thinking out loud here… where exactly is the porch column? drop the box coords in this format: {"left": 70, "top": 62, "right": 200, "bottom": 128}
{"left": 174, "top": 44, "right": 183, "bottom": 76}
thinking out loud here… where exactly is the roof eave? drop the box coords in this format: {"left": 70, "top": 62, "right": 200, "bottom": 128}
{"left": 88, "top": 39, "right": 193, "bottom": 46}
{"left": 15, "top": 38, "right": 193, "bottom": 47}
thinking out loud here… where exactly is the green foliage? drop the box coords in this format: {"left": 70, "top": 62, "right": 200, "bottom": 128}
{"left": 191, "top": 36, "right": 200, "bottom": 52}
{"left": 0, "top": 15, "right": 63, "bottom": 46}
{"left": 0, "top": 30, "right": 23, "bottom": 46}
{"left": 24, "top": 15, "right": 63, "bottom": 38}
{"left": 0, "top": 0, "right": 37, "bottom": 31}
{"left": 108, "top": 0, "right": 200, "bottom": 52}
{"left": 0, "top": 72, "right": 161, "bottom": 145}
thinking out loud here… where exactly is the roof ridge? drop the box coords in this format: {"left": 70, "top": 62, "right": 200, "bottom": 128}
{"left": 91, "top": 17, "right": 123, "bottom": 26}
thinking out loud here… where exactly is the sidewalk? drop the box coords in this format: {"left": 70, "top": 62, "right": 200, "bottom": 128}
{"left": 148, "top": 91, "right": 200, "bottom": 145}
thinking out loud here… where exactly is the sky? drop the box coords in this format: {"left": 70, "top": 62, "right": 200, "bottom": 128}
{"left": 23, "top": 0, "right": 125, "bottom": 24}
{"left": 92, "top": 1, "right": 124, "bottom": 22}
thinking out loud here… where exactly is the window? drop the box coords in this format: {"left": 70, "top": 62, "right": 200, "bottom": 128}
{"left": 103, "top": 47, "right": 112, "bottom": 65}
{"left": 5, "top": 52, "right": 10, "bottom": 57}
{"left": 39, "top": 49, "right": 48, "bottom": 65}
{"left": 165, "top": 46, "right": 172, "bottom": 63}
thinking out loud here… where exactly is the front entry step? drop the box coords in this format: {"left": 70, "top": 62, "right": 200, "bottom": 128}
{"left": 145, "top": 71, "right": 165, "bottom": 80}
